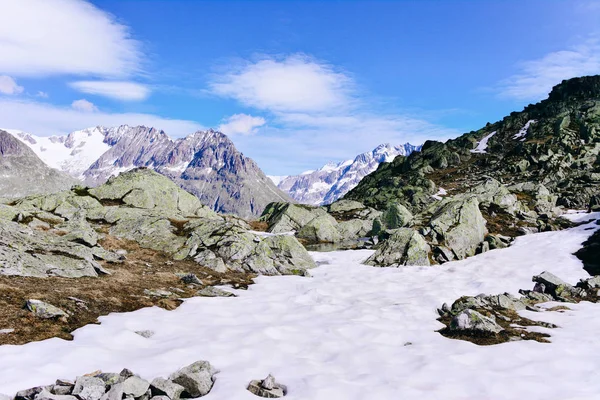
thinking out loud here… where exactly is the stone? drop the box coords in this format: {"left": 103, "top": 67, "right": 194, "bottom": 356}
{"left": 0, "top": 219, "right": 100, "bottom": 278}
{"left": 16, "top": 387, "right": 44, "bottom": 400}
{"left": 532, "top": 271, "right": 576, "bottom": 298}
{"left": 120, "top": 369, "right": 135, "bottom": 380}
{"left": 196, "top": 287, "right": 236, "bottom": 297}
{"left": 72, "top": 376, "right": 106, "bottom": 400}
{"left": 365, "top": 228, "right": 430, "bottom": 267}
{"left": 122, "top": 377, "right": 150, "bottom": 398}
{"left": 143, "top": 289, "right": 173, "bottom": 298}
{"left": 326, "top": 200, "right": 366, "bottom": 213}
{"left": 296, "top": 214, "right": 341, "bottom": 243}
{"left": 179, "top": 273, "right": 202, "bottom": 285}
{"left": 135, "top": 330, "right": 155, "bottom": 339}
{"left": 26, "top": 300, "right": 67, "bottom": 319}
{"left": 99, "top": 383, "right": 123, "bottom": 400}
{"left": 578, "top": 276, "right": 600, "bottom": 289}
{"left": 52, "top": 386, "right": 73, "bottom": 396}
{"left": 380, "top": 203, "right": 413, "bottom": 229}
{"left": 428, "top": 197, "right": 487, "bottom": 260}
{"left": 34, "top": 389, "right": 77, "bottom": 400}
{"left": 150, "top": 378, "right": 185, "bottom": 400}
{"left": 246, "top": 374, "right": 286, "bottom": 398}
{"left": 260, "top": 203, "right": 327, "bottom": 233}
{"left": 169, "top": 361, "right": 218, "bottom": 398}
{"left": 450, "top": 309, "right": 504, "bottom": 334}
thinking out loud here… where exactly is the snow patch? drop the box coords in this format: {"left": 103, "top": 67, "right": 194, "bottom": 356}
{"left": 470, "top": 131, "right": 496, "bottom": 154}
{"left": 513, "top": 120, "right": 536, "bottom": 140}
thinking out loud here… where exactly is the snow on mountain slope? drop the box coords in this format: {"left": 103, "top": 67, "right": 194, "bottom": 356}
{"left": 275, "top": 143, "right": 421, "bottom": 205}
{"left": 7, "top": 127, "right": 111, "bottom": 179}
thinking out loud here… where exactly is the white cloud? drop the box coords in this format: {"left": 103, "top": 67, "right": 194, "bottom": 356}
{"left": 218, "top": 114, "right": 266, "bottom": 135}
{"left": 71, "top": 99, "right": 98, "bottom": 112}
{"left": 0, "top": 99, "right": 203, "bottom": 137}
{"left": 36, "top": 91, "right": 49, "bottom": 98}
{"left": 0, "top": 76, "right": 24, "bottom": 95}
{"left": 70, "top": 81, "right": 150, "bottom": 101}
{"left": 0, "top": 0, "right": 141, "bottom": 77}
{"left": 497, "top": 40, "right": 600, "bottom": 101}
{"left": 209, "top": 54, "right": 353, "bottom": 112}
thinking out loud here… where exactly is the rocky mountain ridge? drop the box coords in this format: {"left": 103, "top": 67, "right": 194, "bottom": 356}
{"left": 9, "top": 126, "right": 290, "bottom": 219}
{"left": 274, "top": 143, "right": 420, "bottom": 205}
{"left": 0, "top": 130, "right": 76, "bottom": 199}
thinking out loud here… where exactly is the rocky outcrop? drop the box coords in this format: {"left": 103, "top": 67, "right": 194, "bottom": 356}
{"left": 438, "top": 269, "right": 599, "bottom": 345}
{"left": 274, "top": 143, "right": 421, "bottom": 205}
{"left": 365, "top": 228, "right": 430, "bottom": 267}
{"left": 0, "top": 130, "right": 76, "bottom": 199}
{"left": 0, "top": 168, "right": 315, "bottom": 277}
{"left": 574, "top": 225, "right": 600, "bottom": 275}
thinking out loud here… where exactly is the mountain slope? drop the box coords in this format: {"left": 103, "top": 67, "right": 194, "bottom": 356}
{"left": 10, "top": 125, "right": 290, "bottom": 219}
{"left": 346, "top": 75, "right": 600, "bottom": 212}
{"left": 275, "top": 143, "right": 420, "bottom": 205}
{"left": 0, "top": 130, "right": 76, "bottom": 199}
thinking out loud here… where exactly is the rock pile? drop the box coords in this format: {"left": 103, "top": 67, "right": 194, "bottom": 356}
{"left": 437, "top": 270, "right": 600, "bottom": 345}
{"left": 246, "top": 374, "right": 287, "bottom": 398}
{"left": 4, "top": 361, "right": 218, "bottom": 400}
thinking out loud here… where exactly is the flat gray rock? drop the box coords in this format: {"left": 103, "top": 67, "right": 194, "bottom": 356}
{"left": 150, "top": 378, "right": 184, "bottom": 400}
{"left": 169, "top": 361, "right": 218, "bottom": 398}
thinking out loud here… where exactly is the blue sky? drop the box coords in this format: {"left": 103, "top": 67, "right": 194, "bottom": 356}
{"left": 0, "top": 0, "right": 599, "bottom": 175}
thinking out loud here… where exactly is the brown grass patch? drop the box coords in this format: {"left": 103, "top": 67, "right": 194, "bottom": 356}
{"left": 248, "top": 220, "right": 269, "bottom": 232}
{"left": 0, "top": 235, "right": 255, "bottom": 345}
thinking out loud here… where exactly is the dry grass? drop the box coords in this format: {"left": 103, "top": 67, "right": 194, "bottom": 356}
{"left": 0, "top": 235, "right": 255, "bottom": 345}
{"left": 248, "top": 220, "right": 269, "bottom": 232}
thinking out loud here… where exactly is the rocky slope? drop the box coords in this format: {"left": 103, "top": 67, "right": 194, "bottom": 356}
{"left": 274, "top": 143, "right": 420, "bottom": 205}
{"left": 10, "top": 126, "right": 290, "bottom": 219}
{"left": 260, "top": 75, "right": 600, "bottom": 267}
{"left": 0, "top": 130, "right": 76, "bottom": 199}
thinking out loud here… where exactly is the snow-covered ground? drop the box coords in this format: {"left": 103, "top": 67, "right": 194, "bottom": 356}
{"left": 0, "top": 213, "right": 598, "bottom": 399}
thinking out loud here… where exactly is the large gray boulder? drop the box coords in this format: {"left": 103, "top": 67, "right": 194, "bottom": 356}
{"left": 296, "top": 214, "right": 341, "bottom": 243}
{"left": 428, "top": 196, "right": 487, "bottom": 260}
{"left": 0, "top": 219, "right": 102, "bottom": 278}
{"left": 260, "top": 202, "right": 327, "bottom": 233}
{"left": 380, "top": 203, "right": 413, "bottom": 229}
{"left": 365, "top": 228, "right": 430, "bottom": 267}
{"left": 26, "top": 299, "right": 68, "bottom": 319}
{"left": 169, "top": 361, "right": 218, "bottom": 398}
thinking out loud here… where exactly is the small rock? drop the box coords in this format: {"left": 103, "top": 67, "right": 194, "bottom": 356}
{"left": 196, "top": 287, "right": 236, "bottom": 298}
{"left": 169, "top": 361, "right": 218, "bottom": 398}
{"left": 135, "top": 330, "right": 155, "bottom": 338}
{"left": 94, "top": 373, "right": 121, "bottom": 386}
{"left": 25, "top": 300, "right": 68, "bottom": 319}
{"left": 55, "top": 381, "right": 73, "bottom": 387}
{"left": 143, "top": 289, "right": 172, "bottom": 298}
{"left": 52, "top": 386, "right": 73, "bottom": 396}
{"left": 122, "top": 377, "right": 150, "bottom": 398}
{"left": 247, "top": 375, "right": 286, "bottom": 398}
{"left": 179, "top": 273, "right": 203, "bottom": 285}
{"left": 150, "top": 378, "right": 184, "bottom": 400}
{"left": 72, "top": 376, "right": 105, "bottom": 400}
{"left": 16, "top": 387, "right": 44, "bottom": 400}
{"left": 34, "top": 389, "right": 77, "bottom": 400}
{"left": 120, "top": 369, "right": 135, "bottom": 380}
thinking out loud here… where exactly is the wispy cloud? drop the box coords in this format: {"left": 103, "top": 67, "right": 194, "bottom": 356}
{"left": 218, "top": 114, "right": 266, "bottom": 135}
{"left": 0, "top": 98, "right": 203, "bottom": 137}
{"left": 69, "top": 80, "right": 151, "bottom": 101}
{"left": 0, "top": 0, "right": 142, "bottom": 78}
{"left": 497, "top": 40, "right": 600, "bottom": 101}
{"left": 0, "top": 76, "right": 24, "bottom": 95}
{"left": 71, "top": 99, "right": 98, "bottom": 112}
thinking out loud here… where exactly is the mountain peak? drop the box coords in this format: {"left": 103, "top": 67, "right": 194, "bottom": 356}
{"left": 546, "top": 75, "right": 600, "bottom": 103}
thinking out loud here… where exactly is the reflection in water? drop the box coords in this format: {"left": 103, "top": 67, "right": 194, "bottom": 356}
{"left": 304, "top": 238, "right": 374, "bottom": 252}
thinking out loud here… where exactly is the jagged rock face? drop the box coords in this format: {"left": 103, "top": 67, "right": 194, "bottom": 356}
{"left": 275, "top": 143, "right": 420, "bottom": 205}
{"left": 346, "top": 75, "right": 600, "bottom": 212}
{"left": 11, "top": 126, "right": 290, "bottom": 219}
{"left": 0, "top": 130, "right": 76, "bottom": 199}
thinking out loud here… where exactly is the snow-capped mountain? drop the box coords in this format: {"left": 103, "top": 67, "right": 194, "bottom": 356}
{"left": 8, "top": 125, "right": 290, "bottom": 218}
{"left": 274, "top": 143, "right": 421, "bottom": 205}
{"left": 0, "top": 130, "right": 76, "bottom": 198}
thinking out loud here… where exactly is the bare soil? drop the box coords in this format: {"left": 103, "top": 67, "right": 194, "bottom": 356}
{"left": 0, "top": 235, "right": 255, "bottom": 345}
